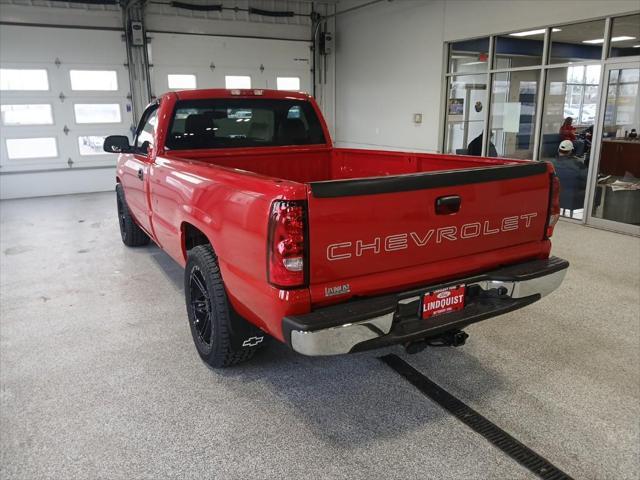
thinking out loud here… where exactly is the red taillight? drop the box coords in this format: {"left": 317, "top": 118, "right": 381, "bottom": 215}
{"left": 267, "top": 200, "right": 307, "bottom": 288}
{"left": 546, "top": 174, "right": 561, "bottom": 238}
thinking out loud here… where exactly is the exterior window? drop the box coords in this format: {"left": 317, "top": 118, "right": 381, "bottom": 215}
{"left": 444, "top": 74, "right": 487, "bottom": 155}
{"left": 277, "top": 77, "right": 301, "bottom": 91}
{"left": 168, "top": 74, "right": 196, "bottom": 89}
{"left": 78, "top": 136, "right": 109, "bottom": 156}
{"left": 225, "top": 75, "right": 251, "bottom": 89}
{"left": 448, "top": 38, "right": 490, "bottom": 74}
{"left": 6, "top": 137, "right": 58, "bottom": 159}
{"left": 70, "top": 70, "right": 118, "bottom": 91}
{"left": 549, "top": 20, "right": 606, "bottom": 64}
{"left": 1, "top": 104, "right": 53, "bottom": 126}
{"left": 73, "top": 104, "right": 121, "bottom": 124}
{"left": 0, "top": 69, "right": 49, "bottom": 91}
{"left": 609, "top": 14, "right": 640, "bottom": 58}
{"left": 488, "top": 70, "right": 540, "bottom": 160}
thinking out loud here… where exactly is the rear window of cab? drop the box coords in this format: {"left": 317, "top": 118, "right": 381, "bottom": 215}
{"left": 165, "top": 98, "right": 326, "bottom": 150}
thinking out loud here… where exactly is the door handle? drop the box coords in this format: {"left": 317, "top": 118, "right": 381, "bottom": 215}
{"left": 435, "top": 195, "right": 461, "bottom": 214}
{"left": 137, "top": 168, "right": 144, "bottom": 181}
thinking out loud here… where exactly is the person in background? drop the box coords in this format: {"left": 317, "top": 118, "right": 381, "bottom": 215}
{"left": 467, "top": 132, "right": 498, "bottom": 157}
{"left": 553, "top": 140, "right": 588, "bottom": 182}
{"left": 560, "top": 117, "right": 577, "bottom": 141}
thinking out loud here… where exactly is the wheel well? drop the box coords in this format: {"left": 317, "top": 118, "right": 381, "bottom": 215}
{"left": 182, "top": 223, "right": 210, "bottom": 256}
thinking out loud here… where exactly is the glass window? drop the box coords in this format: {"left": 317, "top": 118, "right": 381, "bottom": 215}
{"left": 70, "top": 70, "right": 118, "bottom": 91}
{"left": 225, "top": 75, "right": 251, "bottom": 89}
{"left": 449, "top": 38, "right": 490, "bottom": 74}
{"left": 6, "top": 137, "right": 57, "bottom": 159}
{"left": 78, "top": 136, "right": 109, "bottom": 156}
{"left": 166, "top": 98, "right": 326, "bottom": 150}
{"left": 591, "top": 66, "right": 640, "bottom": 226}
{"left": 549, "top": 19, "right": 606, "bottom": 64}
{"left": 276, "top": 77, "right": 301, "bottom": 91}
{"left": 73, "top": 104, "right": 121, "bottom": 124}
{"left": 168, "top": 74, "right": 196, "bottom": 90}
{"left": 540, "top": 65, "right": 601, "bottom": 220}
{"left": 494, "top": 30, "right": 545, "bottom": 68}
{"left": 136, "top": 109, "right": 158, "bottom": 149}
{"left": 488, "top": 70, "right": 540, "bottom": 159}
{"left": 1, "top": 104, "right": 53, "bottom": 126}
{"left": 0, "top": 69, "right": 49, "bottom": 91}
{"left": 443, "top": 74, "right": 488, "bottom": 155}
{"left": 609, "top": 14, "right": 640, "bottom": 58}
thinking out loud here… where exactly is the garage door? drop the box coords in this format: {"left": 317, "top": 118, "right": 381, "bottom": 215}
{"left": 148, "top": 32, "right": 311, "bottom": 98}
{"left": 0, "top": 25, "right": 132, "bottom": 198}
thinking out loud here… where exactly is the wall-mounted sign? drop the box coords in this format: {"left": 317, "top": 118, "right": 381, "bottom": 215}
{"left": 448, "top": 98, "right": 464, "bottom": 116}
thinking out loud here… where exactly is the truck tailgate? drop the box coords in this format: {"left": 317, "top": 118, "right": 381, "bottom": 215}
{"left": 306, "top": 162, "right": 552, "bottom": 300}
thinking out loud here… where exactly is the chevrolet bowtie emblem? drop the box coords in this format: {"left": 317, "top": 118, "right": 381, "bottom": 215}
{"left": 242, "top": 336, "right": 264, "bottom": 347}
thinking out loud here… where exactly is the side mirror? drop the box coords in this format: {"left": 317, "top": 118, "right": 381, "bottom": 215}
{"left": 103, "top": 135, "right": 133, "bottom": 154}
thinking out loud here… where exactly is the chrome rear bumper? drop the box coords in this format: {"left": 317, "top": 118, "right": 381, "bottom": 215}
{"left": 284, "top": 256, "right": 568, "bottom": 356}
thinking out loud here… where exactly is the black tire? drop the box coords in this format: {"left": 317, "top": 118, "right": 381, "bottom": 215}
{"left": 185, "top": 245, "right": 266, "bottom": 368}
{"left": 116, "top": 183, "right": 150, "bottom": 247}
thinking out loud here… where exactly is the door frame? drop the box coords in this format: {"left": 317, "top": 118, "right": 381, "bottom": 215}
{"left": 584, "top": 60, "right": 640, "bottom": 236}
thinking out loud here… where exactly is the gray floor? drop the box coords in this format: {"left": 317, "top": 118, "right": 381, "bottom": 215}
{"left": 1, "top": 192, "right": 638, "bottom": 480}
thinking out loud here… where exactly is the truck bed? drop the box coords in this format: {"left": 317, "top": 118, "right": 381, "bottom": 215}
{"left": 164, "top": 146, "right": 553, "bottom": 307}
{"left": 166, "top": 146, "right": 520, "bottom": 184}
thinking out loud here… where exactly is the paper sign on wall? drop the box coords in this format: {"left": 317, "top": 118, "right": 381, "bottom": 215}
{"left": 503, "top": 102, "right": 521, "bottom": 133}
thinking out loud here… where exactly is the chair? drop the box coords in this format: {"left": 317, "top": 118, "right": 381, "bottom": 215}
{"left": 541, "top": 133, "right": 561, "bottom": 159}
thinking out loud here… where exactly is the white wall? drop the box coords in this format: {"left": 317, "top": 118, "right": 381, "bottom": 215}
{"left": 334, "top": 0, "right": 640, "bottom": 152}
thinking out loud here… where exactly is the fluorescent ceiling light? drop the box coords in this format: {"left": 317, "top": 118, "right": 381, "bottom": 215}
{"left": 633, "top": 44, "right": 640, "bottom": 48}
{"left": 509, "top": 28, "right": 561, "bottom": 37}
{"left": 461, "top": 61, "right": 486, "bottom": 66}
{"left": 583, "top": 36, "right": 636, "bottom": 44}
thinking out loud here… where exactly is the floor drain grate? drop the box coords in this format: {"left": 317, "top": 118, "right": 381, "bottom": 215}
{"left": 380, "top": 354, "right": 574, "bottom": 480}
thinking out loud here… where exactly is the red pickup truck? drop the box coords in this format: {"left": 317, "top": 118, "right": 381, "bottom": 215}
{"left": 104, "top": 88, "right": 568, "bottom": 368}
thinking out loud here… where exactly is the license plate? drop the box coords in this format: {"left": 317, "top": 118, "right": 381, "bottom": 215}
{"left": 422, "top": 284, "right": 466, "bottom": 319}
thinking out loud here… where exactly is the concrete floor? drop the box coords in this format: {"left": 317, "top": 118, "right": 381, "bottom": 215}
{"left": 1, "top": 192, "right": 638, "bottom": 480}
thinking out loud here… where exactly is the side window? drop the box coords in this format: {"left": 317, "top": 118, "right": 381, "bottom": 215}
{"left": 135, "top": 106, "right": 159, "bottom": 153}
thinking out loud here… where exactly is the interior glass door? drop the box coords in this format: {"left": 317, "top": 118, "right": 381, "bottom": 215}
{"left": 588, "top": 63, "right": 640, "bottom": 235}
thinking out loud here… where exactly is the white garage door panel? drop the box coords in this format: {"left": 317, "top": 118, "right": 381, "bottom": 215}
{"left": 148, "top": 33, "right": 311, "bottom": 96}
{"left": 0, "top": 25, "right": 132, "bottom": 198}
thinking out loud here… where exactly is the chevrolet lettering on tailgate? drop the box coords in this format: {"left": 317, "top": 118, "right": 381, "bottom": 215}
{"left": 326, "top": 213, "right": 538, "bottom": 261}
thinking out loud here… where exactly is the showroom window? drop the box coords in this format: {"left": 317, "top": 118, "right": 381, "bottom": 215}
{"left": 549, "top": 19, "right": 606, "bottom": 64}
{"left": 442, "top": 12, "right": 639, "bottom": 227}
{"left": 225, "top": 75, "right": 251, "bottom": 89}
{"left": 443, "top": 75, "right": 487, "bottom": 154}
{"left": 488, "top": 70, "right": 540, "bottom": 159}
{"left": 494, "top": 30, "right": 546, "bottom": 68}
{"left": 442, "top": 13, "right": 639, "bottom": 160}
{"left": 448, "top": 37, "right": 490, "bottom": 74}
{"left": 608, "top": 14, "right": 640, "bottom": 58}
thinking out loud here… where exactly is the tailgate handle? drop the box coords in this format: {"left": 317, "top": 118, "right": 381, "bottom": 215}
{"left": 435, "top": 195, "right": 461, "bottom": 215}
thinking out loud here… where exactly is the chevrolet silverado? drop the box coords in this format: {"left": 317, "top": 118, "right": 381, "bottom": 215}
{"left": 103, "top": 88, "right": 568, "bottom": 368}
